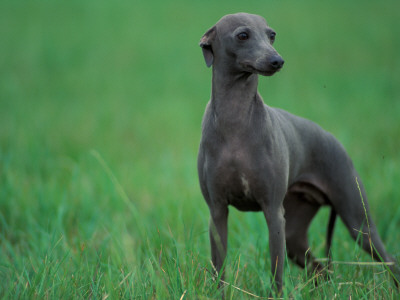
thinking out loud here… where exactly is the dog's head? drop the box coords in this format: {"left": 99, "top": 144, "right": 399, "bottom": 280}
{"left": 200, "top": 13, "right": 284, "bottom": 76}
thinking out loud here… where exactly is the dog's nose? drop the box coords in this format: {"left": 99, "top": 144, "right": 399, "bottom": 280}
{"left": 270, "top": 55, "right": 284, "bottom": 70}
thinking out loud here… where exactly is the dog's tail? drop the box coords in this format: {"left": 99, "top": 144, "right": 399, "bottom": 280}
{"left": 326, "top": 208, "right": 337, "bottom": 260}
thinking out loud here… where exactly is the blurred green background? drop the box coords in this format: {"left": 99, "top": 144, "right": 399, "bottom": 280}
{"left": 1, "top": 0, "right": 399, "bottom": 298}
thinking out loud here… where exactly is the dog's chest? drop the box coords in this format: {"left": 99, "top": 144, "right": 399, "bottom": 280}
{"left": 210, "top": 145, "right": 265, "bottom": 211}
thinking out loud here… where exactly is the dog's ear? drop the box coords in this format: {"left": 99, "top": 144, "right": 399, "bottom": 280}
{"left": 199, "top": 26, "right": 216, "bottom": 68}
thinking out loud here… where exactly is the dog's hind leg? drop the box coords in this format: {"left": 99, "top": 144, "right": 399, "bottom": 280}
{"left": 332, "top": 175, "right": 399, "bottom": 284}
{"left": 326, "top": 208, "right": 337, "bottom": 258}
{"left": 284, "top": 192, "right": 323, "bottom": 273}
{"left": 335, "top": 178, "right": 390, "bottom": 260}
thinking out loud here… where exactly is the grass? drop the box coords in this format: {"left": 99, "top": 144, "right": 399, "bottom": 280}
{"left": 0, "top": 0, "right": 399, "bottom": 298}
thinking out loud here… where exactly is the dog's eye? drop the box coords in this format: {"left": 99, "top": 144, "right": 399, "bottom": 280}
{"left": 269, "top": 32, "right": 276, "bottom": 42}
{"left": 237, "top": 32, "right": 249, "bottom": 41}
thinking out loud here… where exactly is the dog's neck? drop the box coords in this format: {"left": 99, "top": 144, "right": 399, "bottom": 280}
{"left": 211, "top": 67, "right": 258, "bottom": 102}
{"left": 210, "top": 67, "right": 263, "bottom": 127}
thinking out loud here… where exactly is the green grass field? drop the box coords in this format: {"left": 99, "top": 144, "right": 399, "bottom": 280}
{"left": 1, "top": 0, "right": 400, "bottom": 298}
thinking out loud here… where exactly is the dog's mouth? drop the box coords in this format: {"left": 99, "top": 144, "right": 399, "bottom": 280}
{"left": 241, "top": 64, "right": 281, "bottom": 76}
{"left": 256, "top": 68, "right": 281, "bottom": 76}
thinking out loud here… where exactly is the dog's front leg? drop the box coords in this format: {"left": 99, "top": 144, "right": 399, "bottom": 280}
{"left": 263, "top": 203, "right": 286, "bottom": 294}
{"left": 209, "top": 205, "right": 229, "bottom": 282}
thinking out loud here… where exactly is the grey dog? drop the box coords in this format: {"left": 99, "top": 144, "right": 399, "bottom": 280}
{"left": 197, "top": 12, "right": 398, "bottom": 292}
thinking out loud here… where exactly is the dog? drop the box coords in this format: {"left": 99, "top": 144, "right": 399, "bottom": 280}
{"left": 197, "top": 12, "right": 398, "bottom": 293}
